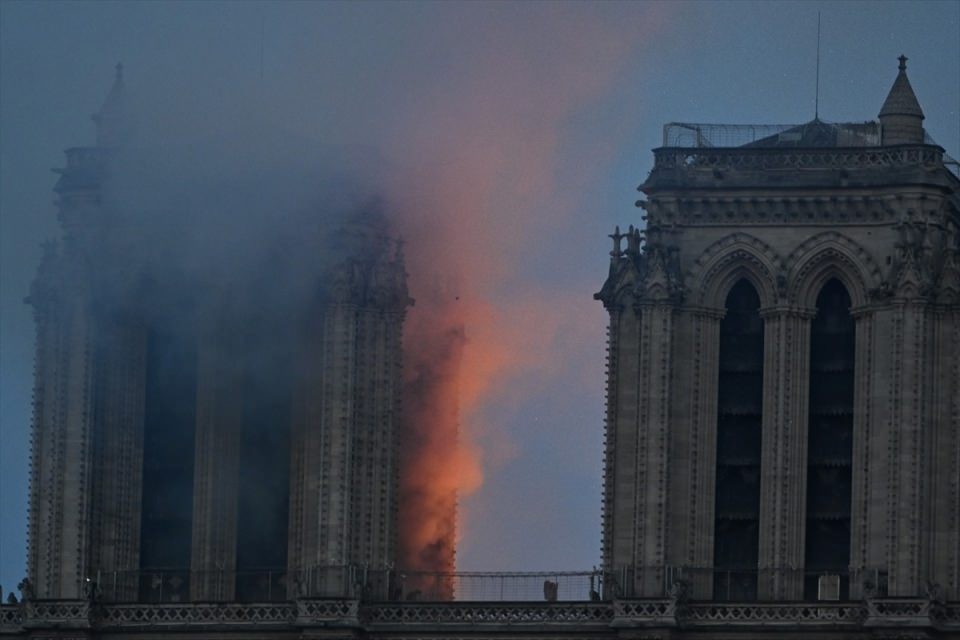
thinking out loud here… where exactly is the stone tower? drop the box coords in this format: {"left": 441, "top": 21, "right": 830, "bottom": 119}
{"left": 597, "top": 57, "right": 960, "bottom": 602}
{"left": 25, "top": 67, "right": 411, "bottom": 602}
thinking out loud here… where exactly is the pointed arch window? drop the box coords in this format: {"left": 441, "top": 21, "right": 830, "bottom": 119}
{"left": 139, "top": 325, "right": 198, "bottom": 602}
{"left": 804, "top": 278, "right": 854, "bottom": 600}
{"left": 235, "top": 341, "right": 292, "bottom": 602}
{"left": 713, "top": 279, "right": 763, "bottom": 601}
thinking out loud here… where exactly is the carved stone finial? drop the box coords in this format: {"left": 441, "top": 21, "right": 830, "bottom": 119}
{"left": 667, "top": 578, "right": 690, "bottom": 604}
{"left": 16, "top": 578, "right": 33, "bottom": 601}
{"left": 922, "top": 580, "right": 945, "bottom": 604}
{"left": 898, "top": 54, "right": 907, "bottom": 71}
{"left": 609, "top": 226, "right": 623, "bottom": 258}
{"left": 626, "top": 226, "right": 641, "bottom": 257}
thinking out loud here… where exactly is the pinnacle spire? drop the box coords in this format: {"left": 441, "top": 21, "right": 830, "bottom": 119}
{"left": 92, "top": 62, "right": 126, "bottom": 147}
{"left": 879, "top": 54, "right": 924, "bottom": 119}
{"left": 879, "top": 54, "right": 925, "bottom": 145}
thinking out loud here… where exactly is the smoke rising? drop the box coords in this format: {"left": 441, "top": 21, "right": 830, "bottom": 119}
{"left": 377, "top": 3, "right": 671, "bottom": 572}
{"left": 19, "top": 1, "right": 674, "bottom": 578}
{"left": 123, "top": 2, "right": 668, "bottom": 575}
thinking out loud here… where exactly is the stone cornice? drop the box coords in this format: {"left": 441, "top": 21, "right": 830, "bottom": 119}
{"left": 652, "top": 144, "right": 944, "bottom": 169}
{"left": 641, "top": 192, "right": 952, "bottom": 227}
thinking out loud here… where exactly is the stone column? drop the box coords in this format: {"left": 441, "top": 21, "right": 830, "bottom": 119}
{"left": 88, "top": 317, "right": 147, "bottom": 601}
{"left": 602, "top": 302, "right": 642, "bottom": 595}
{"left": 348, "top": 307, "right": 403, "bottom": 567}
{"left": 929, "top": 305, "right": 959, "bottom": 600}
{"left": 667, "top": 307, "right": 722, "bottom": 599}
{"left": 630, "top": 300, "right": 676, "bottom": 597}
{"left": 190, "top": 316, "right": 243, "bottom": 601}
{"left": 885, "top": 299, "right": 936, "bottom": 596}
{"left": 757, "top": 306, "right": 813, "bottom": 600}
{"left": 600, "top": 305, "right": 625, "bottom": 582}
{"left": 28, "top": 279, "right": 96, "bottom": 599}
{"left": 848, "top": 307, "right": 877, "bottom": 600}
{"left": 288, "top": 299, "right": 358, "bottom": 597}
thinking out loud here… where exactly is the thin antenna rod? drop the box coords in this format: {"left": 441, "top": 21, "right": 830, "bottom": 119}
{"left": 815, "top": 11, "right": 821, "bottom": 119}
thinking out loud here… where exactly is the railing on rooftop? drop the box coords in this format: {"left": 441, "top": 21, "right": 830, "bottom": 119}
{"left": 82, "top": 567, "right": 607, "bottom": 603}
{"left": 651, "top": 144, "right": 944, "bottom": 173}
{"left": 662, "top": 121, "right": 882, "bottom": 149}
{"left": 42, "top": 566, "right": 902, "bottom": 605}
{"left": 664, "top": 123, "right": 798, "bottom": 148}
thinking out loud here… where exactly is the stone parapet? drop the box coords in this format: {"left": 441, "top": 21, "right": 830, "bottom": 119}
{"left": 3, "top": 599, "right": 960, "bottom": 637}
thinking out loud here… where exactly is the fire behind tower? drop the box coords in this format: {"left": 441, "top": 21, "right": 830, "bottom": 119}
{"left": 23, "top": 65, "right": 458, "bottom": 602}
{"left": 11, "top": 53, "right": 960, "bottom": 640}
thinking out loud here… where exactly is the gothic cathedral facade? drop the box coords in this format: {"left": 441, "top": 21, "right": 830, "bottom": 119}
{"left": 24, "top": 66, "right": 411, "bottom": 603}
{"left": 597, "top": 56, "right": 960, "bottom": 604}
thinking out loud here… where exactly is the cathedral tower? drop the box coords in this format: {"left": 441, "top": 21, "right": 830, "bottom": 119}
{"left": 25, "top": 68, "right": 411, "bottom": 602}
{"left": 597, "top": 58, "right": 960, "bottom": 602}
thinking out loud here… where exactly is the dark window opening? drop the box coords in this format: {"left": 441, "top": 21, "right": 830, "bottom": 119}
{"left": 139, "top": 326, "right": 197, "bottom": 602}
{"left": 804, "top": 279, "right": 854, "bottom": 600}
{"left": 713, "top": 280, "right": 763, "bottom": 601}
{"left": 235, "top": 345, "right": 292, "bottom": 602}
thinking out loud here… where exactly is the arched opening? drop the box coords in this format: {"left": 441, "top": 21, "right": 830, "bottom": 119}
{"left": 804, "top": 278, "right": 854, "bottom": 600}
{"left": 139, "top": 325, "right": 197, "bottom": 602}
{"left": 234, "top": 335, "right": 292, "bottom": 602}
{"left": 713, "top": 279, "right": 763, "bottom": 600}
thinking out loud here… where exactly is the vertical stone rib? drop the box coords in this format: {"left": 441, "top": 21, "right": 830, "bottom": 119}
{"left": 759, "top": 307, "right": 812, "bottom": 600}
{"left": 28, "top": 275, "right": 64, "bottom": 597}
{"left": 600, "top": 310, "right": 620, "bottom": 578}
{"left": 634, "top": 302, "right": 674, "bottom": 596}
{"left": 89, "top": 319, "right": 147, "bottom": 600}
{"left": 849, "top": 309, "right": 875, "bottom": 599}
{"left": 608, "top": 305, "right": 640, "bottom": 592}
{"left": 887, "top": 300, "right": 934, "bottom": 596}
{"left": 686, "top": 309, "right": 722, "bottom": 598}
{"left": 190, "top": 324, "right": 242, "bottom": 601}
{"left": 25, "top": 285, "right": 99, "bottom": 599}
{"left": 929, "top": 307, "right": 959, "bottom": 599}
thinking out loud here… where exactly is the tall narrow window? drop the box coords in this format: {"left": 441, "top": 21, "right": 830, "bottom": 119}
{"left": 139, "top": 326, "right": 197, "bottom": 602}
{"left": 804, "top": 278, "right": 854, "bottom": 600}
{"left": 235, "top": 351, "right": 292, "bottom": 602}
{"left": 713, "top": 280, "right": 763, "bottom": 600}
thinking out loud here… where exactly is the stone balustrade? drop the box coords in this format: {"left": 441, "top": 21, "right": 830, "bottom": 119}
{"left": 2, "top": 599, "right": 959, "bottom": 636}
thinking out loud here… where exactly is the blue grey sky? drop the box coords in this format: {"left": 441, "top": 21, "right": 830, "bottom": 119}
{"left": 1, "top": 1, "right": 958, "bottom": 590}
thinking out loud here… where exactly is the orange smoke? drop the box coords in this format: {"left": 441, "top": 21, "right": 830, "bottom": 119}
{"left": 390, "top": 3, "right": 675, "bottom": 578}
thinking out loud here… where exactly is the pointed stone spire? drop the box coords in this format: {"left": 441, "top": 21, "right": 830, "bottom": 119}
{"left": 879, "top": 55, "right": 925, "bottom": 145}
{"left": 92, "top": 63, "right": 126, "bottom": 147}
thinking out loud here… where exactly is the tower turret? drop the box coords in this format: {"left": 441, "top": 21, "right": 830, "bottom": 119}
{"left": 92, "top": 63, "right": 125, "bottom": 148}
{"left": 879, "top": 55, "right": 925, "bottom": 145}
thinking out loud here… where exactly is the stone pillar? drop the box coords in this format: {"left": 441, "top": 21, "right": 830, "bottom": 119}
{"left": 190, "top": 316, "right": 242, "bottom": 601}
{"left": 28, "top": 277, "right": 96, "bottom": 599}
{"left": 630, "top": 300, "right": 676, "bottom": 597}
{"left": 885, "top": 300, "right": 936, "bottom": 596}
{"left": 849, "top": 307, "right": 878, "bottom": 600}
{"left": 88, "top": 317, "right": 147, "bottom": 601}
{"left": 348, "top": 306, "right": 403, "bottom": 567}
{"left": 600, "top": 305, "right": 626, "bottom": 585}
{"left": 667, "top": 308, "right": 722, "bottom": 599}
{"left": 288, "top": 299, "right": 358, "bottom": 596}
{"left": 929, "top": 305, "right": 960, "bottom": 600}
{"left": 757, "top": 306, "right": 813, "bottom": 600}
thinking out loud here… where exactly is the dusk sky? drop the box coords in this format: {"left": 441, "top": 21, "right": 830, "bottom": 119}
{"left": 1, "top": 1, "right": 958, "bottom": 590}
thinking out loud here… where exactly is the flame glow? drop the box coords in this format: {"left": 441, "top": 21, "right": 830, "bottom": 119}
{"left": 389, "top": 3, "right": 672, "bottom": 576}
